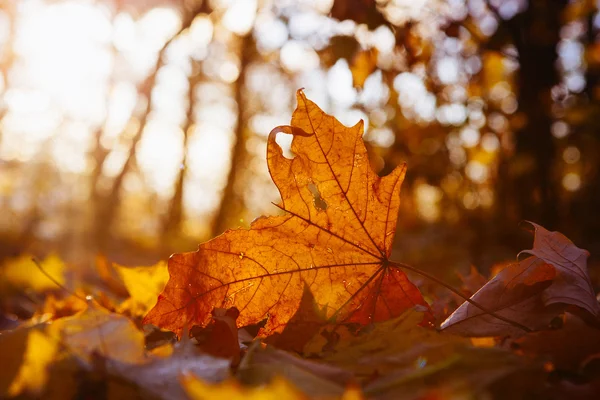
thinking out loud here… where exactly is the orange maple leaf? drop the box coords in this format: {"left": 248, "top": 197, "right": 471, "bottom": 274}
{"left": 144, "top": 90, "right": 429, "bottom": 335}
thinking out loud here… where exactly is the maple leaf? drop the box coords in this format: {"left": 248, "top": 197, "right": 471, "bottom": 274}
{"left": 144, "top": 90, "right": 429, "bottom": 335}
{"left": 441, "top": 223, "right": 600, "bottom": 337}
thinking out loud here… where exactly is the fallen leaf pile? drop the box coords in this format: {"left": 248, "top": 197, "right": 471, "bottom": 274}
{"left": 1, "top": 91, "right": 600, "bottom": 399}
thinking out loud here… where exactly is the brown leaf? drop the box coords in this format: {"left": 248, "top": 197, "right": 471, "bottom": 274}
{"left": 441, "top": 257, "right": 557, "bottom": 336}
{"left": 441, "top": 223, "right": 600, "bottom": 337}
{"left": 144, "top": 90, "right": 429, "bottom": 336}
{"left": 519, "top": 222, "right": 600, "bottom": 318}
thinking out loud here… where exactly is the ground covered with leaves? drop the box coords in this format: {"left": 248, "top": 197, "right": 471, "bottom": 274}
{"left": 2, "top": 92, "right": 600, "bottom": 399}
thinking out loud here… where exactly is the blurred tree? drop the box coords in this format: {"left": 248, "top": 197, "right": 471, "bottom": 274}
{"left": 0, "top": 0, "right": 599, "bottom": 275}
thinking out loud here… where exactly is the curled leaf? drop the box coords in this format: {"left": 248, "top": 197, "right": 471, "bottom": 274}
{"left": 442, "top": 223, "right": 600, "bottom": 337}
{"left": 519, "top": 222, "right": 600, "bottom": 318}
{"left": 441, "top": 257, "right": 557, "bottom": 336}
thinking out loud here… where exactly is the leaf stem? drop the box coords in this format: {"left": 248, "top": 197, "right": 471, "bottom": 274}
{"left": 388, "top": 260, "right": 533, "bottom": 333}
{"left": 32, "top": 257, "right": 88, "bottom": 303}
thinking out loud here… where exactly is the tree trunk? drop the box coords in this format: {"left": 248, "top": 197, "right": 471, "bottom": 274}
{"left": 507, "top": 0, "right": 566, "bottom": 230}
{"left": 211, "top": 34, "right": 254, "bottom": 236}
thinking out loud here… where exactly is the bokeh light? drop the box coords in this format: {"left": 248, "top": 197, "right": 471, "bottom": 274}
{"left": 0, "top": 0, "right": 596, "bottom": 268}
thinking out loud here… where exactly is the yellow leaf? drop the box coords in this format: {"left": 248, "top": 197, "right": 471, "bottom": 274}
{"left": 2, "top": 254, "right": 65, "bottom": 292}
{"left": 182, "top": 375, "right": 307, "bottom": 400}
{"left": 115, "top": 261, "right": 169, "bottom": 316}
{"left": 3, "top": 327, "right": 57, "bottom": 397}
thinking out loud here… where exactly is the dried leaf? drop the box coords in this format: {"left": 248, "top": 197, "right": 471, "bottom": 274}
{"left": 441, "top": 257, "right": 557, "bottom": 336}
{"left": 519, "top": 222, "right": 600, "bottom": 318}
{"left": 441, "top": 223, "right": 600, "bottom": 337}
{"left": 144, "top": 90, "right": 428, "bottom": 336}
